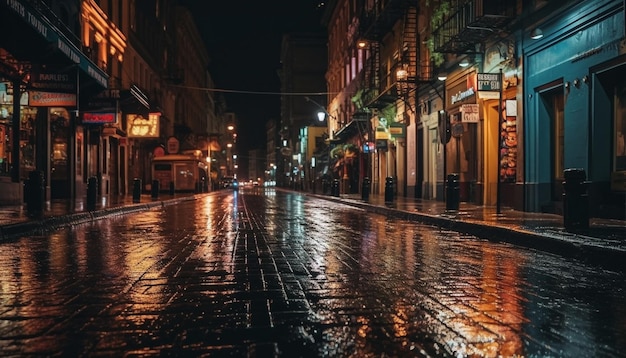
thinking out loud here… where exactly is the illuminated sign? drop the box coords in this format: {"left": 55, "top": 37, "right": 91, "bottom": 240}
{"left": 82, "top": 112, "right": 116, "bottom": 124}
{"left": 29, "top": 91, "right": 76, "bottom": 107}
{"left": 127, "top": 112, "right": 160, "bottom": 138}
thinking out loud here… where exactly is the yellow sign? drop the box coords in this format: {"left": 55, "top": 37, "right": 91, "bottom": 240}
{"left": 127, "top": 113, "right": 160, "bottom": 138}
{"left": 375, "top": 127, "right": 389, "bottom": 140}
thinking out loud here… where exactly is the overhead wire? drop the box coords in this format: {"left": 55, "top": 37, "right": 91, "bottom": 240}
{"left": 170, "top": 84, "right": 338, "bottom": 97}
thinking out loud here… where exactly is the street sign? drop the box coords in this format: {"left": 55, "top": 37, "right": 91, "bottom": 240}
{"left": 477, "top": 73, "right": 501, "bottom": 91}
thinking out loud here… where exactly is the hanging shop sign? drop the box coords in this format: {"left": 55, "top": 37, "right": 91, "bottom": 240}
{"left": 389, "top": 123, "right": 406, "bottom": 138}
{"left": 28, "top": 91, "right": 76, "bottom": 107}
{"left": 461, "top": 104, "right": 479, "bottom": 123}
{"left": 127, "top": 112, "right": 159, "bottom": 138}
{"left": 477, "top": 73, "right": 501, "bottom": 91}
{"left": 375, "top": 127, "right": 389, "bottom": 140}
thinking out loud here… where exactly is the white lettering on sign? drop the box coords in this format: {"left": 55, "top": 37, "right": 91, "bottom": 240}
{"left": 451, "top": 87, "right": 475, "bottom": 104}
{"left": 27, "top": 12, "right": 48, "bottom": 37}
{"left": 87, "top": 66, "right": 108, "bottom": 88}
{"left": 6, "top": 0, "right": 26, "bottom": 17}
{"left": 461, "top": 104, "right": 479, "bottom": 123}
{"left": 57, "top": 39, "right": 80, "bottom": 63}
{"left": 477, "top": 73, "right": 501, "bottom": 91}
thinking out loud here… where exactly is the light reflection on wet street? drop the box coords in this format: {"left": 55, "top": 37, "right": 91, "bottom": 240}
{"left": 0, "top": 188, "right": 624, "bottom": 356}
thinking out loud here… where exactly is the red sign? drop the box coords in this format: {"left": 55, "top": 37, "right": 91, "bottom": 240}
{"left": 82, "top": 112, "right": 116, "bottom": 124}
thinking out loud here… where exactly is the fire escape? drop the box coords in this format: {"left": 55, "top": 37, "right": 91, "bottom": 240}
{"left": 357, "top": 0, "right": 430, "bottom": 110}
{"left": 431, "top": 0, "right": 516, "bottom": 55}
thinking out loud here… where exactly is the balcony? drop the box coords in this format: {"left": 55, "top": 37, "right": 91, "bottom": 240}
{"left": 359, "top": 0, "right": 417, "bottom": 41}
{"left": 432, "top": 0, "right": 516, "bottom": 54}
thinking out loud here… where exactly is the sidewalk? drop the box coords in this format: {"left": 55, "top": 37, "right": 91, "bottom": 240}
{"left": 311, "top": 191, "right": 626, "bottom": 271}
{"left": 0, "top": 193, "right": 198, "bottom": 241}
{"left": 1, "top": 189, "right": 625, "bottom": 270}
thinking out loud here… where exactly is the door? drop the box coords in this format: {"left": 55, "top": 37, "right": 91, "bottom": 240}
{"left": 539, "top": 86, "right": 565, "bottom": 210}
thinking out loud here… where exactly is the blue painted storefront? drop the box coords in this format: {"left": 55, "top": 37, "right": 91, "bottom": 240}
{"left": 523, "top": 0, "right": 625, "bottom": 217}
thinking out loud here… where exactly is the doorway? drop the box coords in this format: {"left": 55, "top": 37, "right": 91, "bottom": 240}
{"left": 539, "top": 86, "right": 565, "bottom": 210}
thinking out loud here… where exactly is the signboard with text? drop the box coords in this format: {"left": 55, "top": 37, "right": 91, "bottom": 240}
{"left": 477, "top": 73, "right": 501, "bottom": 91}
{"left": 82, "top": 112, "right": 117, "bottom": 124}
{"left": 461, "top": 104, "right": 479, "bottom": 123}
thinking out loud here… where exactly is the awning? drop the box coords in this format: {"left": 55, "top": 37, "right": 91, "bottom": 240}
{"left": 334, "top": 117, "right": 369, "bottom": 142}
{"left": 121, "top": 85, "right": 151, "bottom": 116}
{"left": 0, "top": 0, "right": 108, "bottom": 91}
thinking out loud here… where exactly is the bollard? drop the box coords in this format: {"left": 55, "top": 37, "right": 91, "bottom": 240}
{"left": 26, "top": 170, "right": 45, "bottom": 215}
{"left": 169, "top": 181, "right": 175, "bottom": 195}
{"left": 384, "top": 177, "right": 394, "bottom": 202}
{"left": 562, "top": 168, "right": 589, "bottom": 231}
{"left": 361, "top": 177, "right": 371, "bottom": 201}
{"left": 446, "top": 173, "right": 460, "bottom": 211}
{"left": 87, "top": 176, "right": 98, "bottom": 210}
{"left": 151, "top": 179, "right": 160, "bottom": 199}
{"left": 132, "top": 178, "right": 141, "bottom": 203}
{"left": 332, "top": 179, "right": 340, "bottom": 197}
{"left": 322, "top": 178, "right": 329, "bottom": 195}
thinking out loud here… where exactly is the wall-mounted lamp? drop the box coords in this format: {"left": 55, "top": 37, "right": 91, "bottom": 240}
{"left": 459, "top": 58, "right": 470, "bottom": 67}
{"left": 357, "top": 39, "right": 368, "bottom": 49}
{"left": 530, "top": 28, "right": 544, "bottom": 40}
{"left": 437, "top": 73, "right": 448, "bottom": 81}
{"left": 396, "top": 67, "right": 408, "bottom": 81}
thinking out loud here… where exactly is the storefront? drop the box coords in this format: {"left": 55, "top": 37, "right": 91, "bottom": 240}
{"left": 443, "top": 69, "right": 479, "bottom": 203}
{"left": 0, "top": 0, "right": 108, "bottom": 204}
{"left": 523, "top": 0, "right": 625, "bottom": 218}
{"left": 476, "top": 40, "right": 521, "bottom": 209}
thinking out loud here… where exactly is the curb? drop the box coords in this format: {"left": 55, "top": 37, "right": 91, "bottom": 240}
{"left": 312, "top": 193, "right": 626, "bottom": 271}
{"left": 0, "top": 194, "right": 204, "bottom": 242}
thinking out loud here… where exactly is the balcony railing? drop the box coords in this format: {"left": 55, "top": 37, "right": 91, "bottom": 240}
{"left": 432, "top": 0, "right": 515, "bottom": 54}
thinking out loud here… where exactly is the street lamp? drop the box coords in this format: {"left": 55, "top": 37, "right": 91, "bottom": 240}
{"left": 317, "top": 111, "right": 326, "bottom": 122}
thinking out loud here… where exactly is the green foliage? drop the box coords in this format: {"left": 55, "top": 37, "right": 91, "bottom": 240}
{"left": 426, "top": 0, "right": 451, "bottom": 67}
{"left": 379, "top": 105, "right": 397, "bottom": 124}
{"left": 351, "top": 89, "right": 365, "bottom": 111}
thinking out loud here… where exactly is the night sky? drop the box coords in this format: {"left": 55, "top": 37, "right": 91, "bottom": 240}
{"left": 178, "top": 1, "right": 327, "bottom": 154}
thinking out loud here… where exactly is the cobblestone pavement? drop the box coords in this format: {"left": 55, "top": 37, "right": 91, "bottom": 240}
{"left": 0, "top": 189, "right": 624, "bottom": 357}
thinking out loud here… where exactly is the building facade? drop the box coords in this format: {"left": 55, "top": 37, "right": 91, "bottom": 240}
{"left": 0, "top": 0, "right": 219, "bottom": 205}
{"left": 321, "top": 0, "right": 625, "bottom": 220}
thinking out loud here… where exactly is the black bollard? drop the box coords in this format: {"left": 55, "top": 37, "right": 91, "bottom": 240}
{"left": 332, "top": 179, "right": 340, "bottom": 197}
{"left": 361, "top": 177, "right": 371, "bottom": 201}
{"left": 169, "top": 181, "right": 175, "bottom": 195}
{"left": 384, "top": 177, "right": 394, "bottom": 202}
{"left": 562, "top": 168, "right": 589, "bottom": 231}
{"left": 87, "top": 176, "right": 98, "bottom": 210}
{"left": 151, "top": 179, "right": 160, "bottom": 199}
{"left": 445, "top": 173, "right": 460, "bottom": 211}
{"left": 26, "top": 170, "right": 45, "bottom": 215}
{"left": 132, "top": 178, "right": 141, "bottom": 203}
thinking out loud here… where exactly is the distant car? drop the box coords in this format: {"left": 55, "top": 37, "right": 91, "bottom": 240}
{"left": 253, "top": 180, "right": 259, "bottom": 186}
{"left": 221, "top": 177, "right": 237, "bottom": 189}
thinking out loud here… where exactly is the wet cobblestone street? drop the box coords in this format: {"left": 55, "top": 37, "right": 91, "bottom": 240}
{"left": 0, "top": 188, "right": 625, "bottom": 357}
